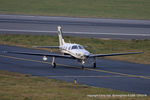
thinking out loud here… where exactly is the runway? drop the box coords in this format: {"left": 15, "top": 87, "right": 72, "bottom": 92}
{"left": 0, "top": 44, "right": 150, "bottom": 95}
{"left": 0, "top": 14, "right": 150, "bottom": 39}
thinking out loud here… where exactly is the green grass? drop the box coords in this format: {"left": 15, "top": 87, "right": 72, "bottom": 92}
{"left": 0, "top": 34, "right": 149, "bottom": 65}
{"left": 0, "top": 0, "right": 150, "bottom": 19}
{"left": 0, "top": 70, "right": 149, "bottom": 100}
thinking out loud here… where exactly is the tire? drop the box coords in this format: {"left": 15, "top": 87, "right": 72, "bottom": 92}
{"left": 93, "top": 63, "right": 96, "bottom": 68}
{"left": 82, "top": 65, "right": 84, "bottom": 70}
{"left": 52, "top": 63, "right": 56, "bottom": 68}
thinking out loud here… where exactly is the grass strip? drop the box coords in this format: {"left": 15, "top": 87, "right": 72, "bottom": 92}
{"left": 0, "top": 0, "right": 150, "bottom": 19}
{"left": 0, "top": 70, "right": 149, "bottom": 100}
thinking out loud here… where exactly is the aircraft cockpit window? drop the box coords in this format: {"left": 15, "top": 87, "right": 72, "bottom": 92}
{"left": 72, "top": 45, "right": 78, "bottom": 49}
{"left": 78, "top": 45, "right": 84, "bottom": 49}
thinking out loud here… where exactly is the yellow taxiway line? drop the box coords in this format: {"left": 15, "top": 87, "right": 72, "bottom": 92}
{"left": 0, "top": 54, "right": 150, "bottom": 80}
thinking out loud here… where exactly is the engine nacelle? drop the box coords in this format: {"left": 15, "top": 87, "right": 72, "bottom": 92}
{"left": 43, "top": 56, "right": 47, "bottom": 61}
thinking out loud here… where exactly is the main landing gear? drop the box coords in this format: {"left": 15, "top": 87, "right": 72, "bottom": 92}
{"left": 93, "top": 62, "right": 96, "bottom": 68}
{"left": 93, "top": 57, "right": 96, "bottom": 68}
{"left": 52, "top": 57, "right": 56, "bottom": 68}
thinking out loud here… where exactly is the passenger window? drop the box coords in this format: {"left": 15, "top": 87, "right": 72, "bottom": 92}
{"left": 69, "top": 47, "right": 71, "bottom": 50}
{"left": 72, "top": 45, "right": 78, "bottom": 49}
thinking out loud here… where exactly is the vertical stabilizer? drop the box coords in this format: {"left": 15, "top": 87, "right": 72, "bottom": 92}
{"left": 58, "top": 26, "right": 65, "bottom": 46}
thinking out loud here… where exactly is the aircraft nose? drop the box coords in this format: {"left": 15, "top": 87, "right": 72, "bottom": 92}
{"left": 84, "top": 51, "right": 90, "bottom": 56}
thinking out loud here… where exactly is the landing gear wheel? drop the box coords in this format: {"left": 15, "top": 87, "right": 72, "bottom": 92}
{"left": 81, "top": 60, "right": 85, "bottom": 70}
{"left": 82, "top": 65, "right": 84, "bottom": 70}
{"left": 93, "top": 63, "right": 96, "bottom": 68}
{"left": 93, "top": 58, "right": 96, "bottom": 69}
{"left": 52, "top": 62, "right": 56, "bottom": 68}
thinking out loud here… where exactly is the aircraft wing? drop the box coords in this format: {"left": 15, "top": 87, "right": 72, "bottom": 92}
{"left": 33, "top": 46, "right": 59, "bottom": 49}
{"left": 89, "top": 52, "right": 143, "bottom": 58}
{"left": 4, "top": 51, "right": 72, "bottom": 59}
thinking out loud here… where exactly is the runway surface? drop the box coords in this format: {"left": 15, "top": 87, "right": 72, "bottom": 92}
{"left": 0, "top": 44, "right": 150, "bottom": 95}
{"left": 0, "top": 14, "right": 150, "bottom": 39}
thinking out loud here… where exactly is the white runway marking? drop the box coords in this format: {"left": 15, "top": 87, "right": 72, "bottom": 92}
{"left": 46, "top": 75, "right": 129, "bottom": 78}
{"left": 46, "top": 75, "right": 150, "bottom": 78}
{"left": 0, "top": 29, "right": 150, "bottom": 36}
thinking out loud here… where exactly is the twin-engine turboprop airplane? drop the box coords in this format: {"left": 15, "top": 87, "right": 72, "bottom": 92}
{"left": 5, "top": 26, "right": 143, "bottom": 69}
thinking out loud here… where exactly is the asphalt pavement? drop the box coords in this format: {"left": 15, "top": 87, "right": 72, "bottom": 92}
{"left": 0, "top": 44, "right": 150, "bottom": 95}
{"left": 0, "top": 14, "right": 150, "bottom": 39}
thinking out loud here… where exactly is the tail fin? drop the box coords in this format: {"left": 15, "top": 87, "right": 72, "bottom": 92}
{"left": 57, "top": 26, "right": 65, "bottom": 46}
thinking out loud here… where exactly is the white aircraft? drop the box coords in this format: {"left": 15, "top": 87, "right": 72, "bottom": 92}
{"left": 5, "top": 26, "right": 143, "bottom": 69}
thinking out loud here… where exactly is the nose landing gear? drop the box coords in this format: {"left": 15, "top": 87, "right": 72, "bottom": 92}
{"left": 81, "top": 58, "right": 96, "bottom": 69}
{"left": 81, "top": 60, "right": 85, "bottom": 70}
